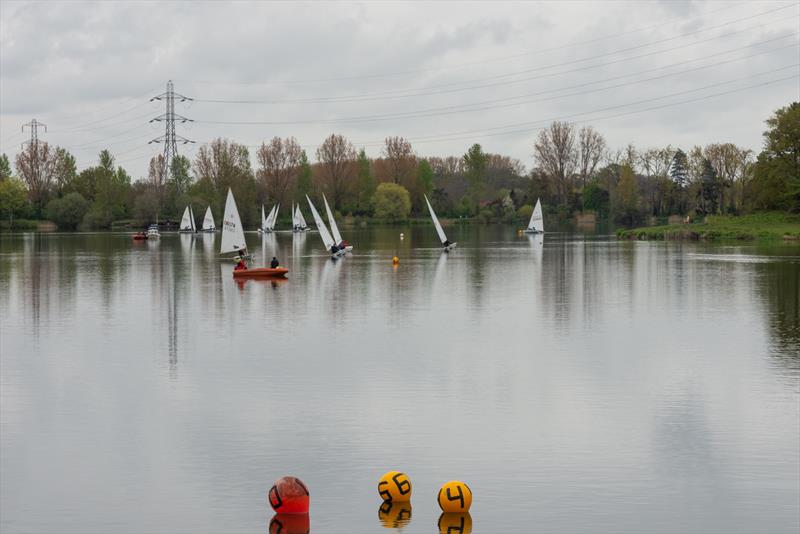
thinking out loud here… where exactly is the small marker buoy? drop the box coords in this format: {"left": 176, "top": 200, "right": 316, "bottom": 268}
{"left": 378, "top": 471, "right": 412, "bottom": 502}
{"left": 400, "top": 233, "right": 405, "bottom": 239}
{"left": 437, "top": 480, "right": 472, "bottom": 512}
{"left": 268, "top": 476, "right": 309, "bottom": 514}
{"left": 392, "top": 256, "right": 399, "bottom": 265}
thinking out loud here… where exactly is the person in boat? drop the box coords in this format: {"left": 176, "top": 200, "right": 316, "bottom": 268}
{"left": 234, "top": 258, "right": 247, "bottom": 271}
{"left": 330, "top": 244, "right": 340, "bottom": 254}
{"left": 442, "top": 239, "right": 451, "bottom": 248}
{"left": 270, "top": 256, "right": 279, "bottom": 268}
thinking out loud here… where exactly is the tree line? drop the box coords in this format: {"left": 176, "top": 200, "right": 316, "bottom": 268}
{"left": 1, "top": 101, "right": 797, "bottom": 230}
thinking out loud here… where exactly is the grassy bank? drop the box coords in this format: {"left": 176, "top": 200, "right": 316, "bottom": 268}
{"left": 617, "top": 213, "right": 800, "bottom": 241}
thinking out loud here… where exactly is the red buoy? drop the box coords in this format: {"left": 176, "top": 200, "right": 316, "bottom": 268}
{"left": 268, "top": 476, "right": 310, "bottom": 514}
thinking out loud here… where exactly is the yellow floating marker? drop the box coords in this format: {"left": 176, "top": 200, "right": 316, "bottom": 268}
{"left": 437, "top": 480, "right": 472, "bottom": 512}
{"left": 378, "top": 471, "right": 412, "bottom": 502}
{"left": 438, "top": 512, "right": 472, "bottom": 534}
{"left": 392, "top": 256, "right": 399, "bottom": 265}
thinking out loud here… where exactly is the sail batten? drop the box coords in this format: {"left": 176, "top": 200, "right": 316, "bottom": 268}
{"left": 307, "top": 195, "right": 335, "bottom": 249}
{"left": 221, "top": 189, "right": 247, "bottom": 254}
{"left": 425, "top": 194, "right": 448, "bottom": 244}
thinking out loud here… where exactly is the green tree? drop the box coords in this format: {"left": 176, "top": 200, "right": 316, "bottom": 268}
{"left": 463, "top": 143, "right": 488, "bottom": 203}
{"left": 83, "top": 150, "right": 132, "bottom": 228}
{"left": 749, "top": 102, "right": 800, "bottom": 212}
{"left": 372, "top": 182, "right": 411, "bottom": 222}
{"left": 697, "top": 158, "right": 720, "bottom": 215}
{"left": 355, "top": 148, "right": 375, "bottom": 214}
{"left": 46, "top": 192, "right": 90, "bottom": 229}
{"left": 0, "top": 177, "right": 29, "bottom": 226}
{"left": 415, "top": 159, "right": 434, "bottom": 213}
{"left": 670, "top": 149, "right": 689, "bottom": 189}
{"left": 582, "top": 181, "right": 610, "bottom": 217}
{"left": 170, "top": 155, "right": 192, "bottom": 196}
{"left": 614, "top": 163, "right": 640, "bottom": 225}
{"left": 0, "top": 154, "right": 12, "bottom": 181}
{"left": 53, "top": 148, "right": 77, "bottom": 195}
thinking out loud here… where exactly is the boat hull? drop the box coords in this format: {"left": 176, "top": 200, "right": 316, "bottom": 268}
{"left": 233, "top": 267, "right": 288, "bottom": 279}
{"left": 523, "top": 229, "right": 544, "bottom": 234}
{"left": 443, "top": 243, "right": 457, "bottom": 251}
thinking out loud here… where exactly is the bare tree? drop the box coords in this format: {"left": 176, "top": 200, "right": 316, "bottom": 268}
{"left": 533, "top": 121, "right": 577, "bottom": 206}
{"left": 148, "top": 154, "right": 167, "bottom": 189}
{"left": 577, "top": 126, "right": 606, "bottom": 187}
{"left": 15, "top": 141, "right": 58, "bottom": 213}
{"left": 257, "top": 136, "right": 302, "bottom": 206}
{"left": 427, "top": 156, "right": 463, "bottom": 178}
{"left": 382, "top": 136, "right": 416, "bottom": 186}
{"left": 193, "top": 138, "right": 252, "bottom": 192}
{"left": 622, "top": 143, "right": 638, "bottom": 173}
{"left": 316, "top": 134, "right": 356, "bottom": 210}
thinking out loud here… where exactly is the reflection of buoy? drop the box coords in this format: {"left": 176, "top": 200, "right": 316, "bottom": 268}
{"left": 392, "top": 256, "right": 399, "bottom": 265}
{"left": 437, "top": 480, "right": 472, "bottom": 512}
{"left": 517, "top": 229, "right": 523, "bottom": 235}
{"left": 438, "top": 512, "right": 472, "bottom": 534}
{"left": 269, "top": 513, "right": 310, "bottom": 534}
{"left": 268, "top": 476, "right": 309, "bottom": 514}
{"left": 378, "top": 471, "right": 412, "bottom": 502}
{"left": 378, "top": 501, "right": 413, "bottom": 528}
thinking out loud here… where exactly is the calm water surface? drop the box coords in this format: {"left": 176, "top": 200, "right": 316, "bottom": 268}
{"left": 1, "top": 226, "right": 798, "bottom": 534}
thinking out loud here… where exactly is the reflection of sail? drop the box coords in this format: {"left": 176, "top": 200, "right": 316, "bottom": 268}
{"left": 378, "top": 501, "right": 412, "bottom": 529}
{"left": 261, "top": 232, "right": 278, "bottom": 265}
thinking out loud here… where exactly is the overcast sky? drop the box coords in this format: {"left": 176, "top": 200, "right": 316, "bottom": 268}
{"left": 1, "top": 0, "right": 798, "bottom": 179}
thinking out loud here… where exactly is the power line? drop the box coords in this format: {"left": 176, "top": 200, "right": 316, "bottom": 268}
{"left": 193, "top": 56, "right": 799, "bottom": 127}
{"left": 195, "top": 15, "right": 795, "bottom": 106}
{"left": 182, "top": 2, "right": 794, "bottom": 87}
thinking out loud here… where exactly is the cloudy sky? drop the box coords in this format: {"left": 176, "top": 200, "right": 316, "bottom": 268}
{"left": 1, "top": 1, "right": 798, "bottom": 179}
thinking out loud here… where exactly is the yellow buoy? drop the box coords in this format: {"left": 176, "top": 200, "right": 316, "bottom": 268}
{"left": 437, "top": 480, "right": 472, "bottom": 512}
{"left": 378, "top": 471, "right": 412, "bottom": 502}
{"left": 392, "top": 256, "right": 399, "bottom": 265}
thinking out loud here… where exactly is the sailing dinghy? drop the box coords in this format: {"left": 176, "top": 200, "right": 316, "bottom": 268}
{"left": 524, "top": 198, "right": 545, "bottom": 234}
{"left": 425, "top": 194, "right": 456, "bottom": 251}
{"left": 293, "top": 203, "right": 310, "bottom": 232}
{"left": 323, "top": 194, "right": 352, "bottom": 252}
{"left": 179, "top": 205, "right": 196, "bottom": 233}
{"left": 307, "top": 195, "right": 345, "bottom": 257}
{"left": 201, "top": 206, "right": 216, "bottom": 232}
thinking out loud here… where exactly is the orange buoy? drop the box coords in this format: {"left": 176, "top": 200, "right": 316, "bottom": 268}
{"left": 392, "top": 256, "right": 399, "bottom": 265}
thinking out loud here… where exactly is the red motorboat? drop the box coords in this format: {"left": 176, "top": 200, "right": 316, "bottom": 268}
{"left": 232, "top": 267, "right": 289, "bottom": 279}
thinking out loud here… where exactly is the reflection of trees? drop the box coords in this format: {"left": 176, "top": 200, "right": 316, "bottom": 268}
{"left": 757, "top": 258, "right": 799, "bottom": 365}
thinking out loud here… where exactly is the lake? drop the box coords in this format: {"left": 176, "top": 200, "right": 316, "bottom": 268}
{"left": 1, "top": 226, "right": 798, "bottom": 534}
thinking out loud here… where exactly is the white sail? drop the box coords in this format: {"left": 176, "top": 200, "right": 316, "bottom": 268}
{"left": 306, "top": 195, "right": 335, "bottom": 249}
{"left": 528, "top": 198, "right": 544, "bottom": 232}
{"left": 202, "top": 206, "right": 215, "bottom": 231}
{"left": 322, "top": 194, "right": 343, "bottom": 244}
{"left": 221, "top": 188, "right": 247, "bottom": 254}
{"left": 291, "top": 203, "right": 298, "bottom": 228}
{"left": 425, "top": 194, "right": 448, "bottom": 244}
{"left": 179, "top": 206, "right": 193, "bottom": 231}
{"left": 297, "top": 205, "right": 308, "bottom": 228}
{"left": 189, "top": 205, "right": 196, "bottom": 232}
{"left": 270, "top": 203, "right": 280, "bottom": 230}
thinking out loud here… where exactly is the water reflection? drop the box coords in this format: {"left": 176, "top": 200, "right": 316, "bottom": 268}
{"left": 268, "top": 513, "right": 310, "bottom": 534}
{"left": 438, "top": 512, "right": 472, "bottom": 534}
{"left": 377, "top": 501, "right": 412, "bottom": 529}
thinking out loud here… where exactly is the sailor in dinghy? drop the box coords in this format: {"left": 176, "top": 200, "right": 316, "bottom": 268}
{"left": 425, "top": 194, "right": 456, "bottom": 252}
{"left": 306, "top": 195, "right": 345, "bottom": 258}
